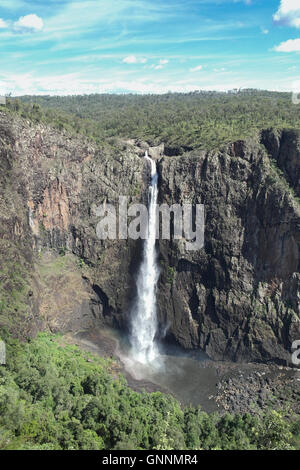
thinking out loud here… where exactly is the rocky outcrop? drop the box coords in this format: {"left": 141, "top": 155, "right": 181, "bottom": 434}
{"left": 0, "top": 111, "right": 299, "bottom": 365}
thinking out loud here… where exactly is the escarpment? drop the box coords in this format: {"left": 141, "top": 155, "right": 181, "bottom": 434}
{"left": 0, "top": 111, "right": 299, "bottom": 364}
{"left": 157, "top": 137, "right": 300, "bottom": 364}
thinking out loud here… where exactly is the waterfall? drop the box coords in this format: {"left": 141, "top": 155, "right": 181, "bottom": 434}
{"left": 130, "top": 151, "right": 160, "bottom": 364}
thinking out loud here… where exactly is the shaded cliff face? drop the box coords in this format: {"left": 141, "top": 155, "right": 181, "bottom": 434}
{"left": 0, "top": 111, "right": 299, "bottom": 364}
{"left": 157, "top": 135, "right": 300, "bottom": 364}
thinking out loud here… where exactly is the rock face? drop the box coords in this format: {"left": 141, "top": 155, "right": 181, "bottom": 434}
{"left": 157, "top": 135, "right": 300, "bottom": 364}
{"left": 0, "top": 112, "right": 299, "bottom": 364}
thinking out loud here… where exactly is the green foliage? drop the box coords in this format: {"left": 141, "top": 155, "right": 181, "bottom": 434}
{"left": 59, "top": 247, "right": 66, "bottom": 257}
{"left": 167, "top": 267, "right": 175, "bottom": 285}
{"left": 291, "top": 419, "right": 300, "bottom": 450}
{"left": 268, "top": 159, "right": 300, "bottom": 206}
{"left": 0, "top": 240, "right": 32, "bottom": 333}
{"left": 77, "top": 258, "right": 86, "bottom": 269}
{"left": 0, "top": 333, "right": 297, "bottom": 450}
{"left": 4, "top": 90, "right": 300, "bottom": 153}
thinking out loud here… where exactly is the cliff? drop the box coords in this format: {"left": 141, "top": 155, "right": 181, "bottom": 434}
{"left": 158, "top": 133, "right": 300, "bottom": 364}
{"left": 0, "top": 111, "right": 299, "bottom": 364}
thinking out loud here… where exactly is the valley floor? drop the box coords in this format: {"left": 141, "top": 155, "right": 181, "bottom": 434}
{"left": 65, "top": 327, "right": 300, "bottom": 417}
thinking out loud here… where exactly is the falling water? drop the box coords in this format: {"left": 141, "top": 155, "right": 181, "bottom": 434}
{"left": 130, "top": 151, "right": 160, "bottom": 364}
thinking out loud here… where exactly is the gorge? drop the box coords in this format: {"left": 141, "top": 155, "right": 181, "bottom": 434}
{"left": 0, "top": 101, "right": 299, "bottom": 435}
{"left": 0, "top": 110, "right": 299, "bottom": 368}
{"left": 2, "top": 0, "right": 300, "bottom": 449}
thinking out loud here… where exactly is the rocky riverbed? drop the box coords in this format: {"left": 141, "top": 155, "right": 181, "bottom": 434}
{"left": 214, "top": 362, "right": 300, "bottom": 416}
{"left": 64, "top": 327, "right": 300, "bottom": 417}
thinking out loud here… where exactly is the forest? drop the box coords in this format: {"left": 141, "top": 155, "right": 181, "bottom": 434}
{"left": 0, "top": 332, "right": 299, "bottom": 450}
{"left": 3, "top": 90, "right": 300, "bottom": 153}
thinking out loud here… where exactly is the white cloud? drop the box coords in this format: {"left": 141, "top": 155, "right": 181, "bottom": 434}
{"left": 2, "top": 70, "right": 298, "bottom": 96}
{"left": 122, "top": 55, "right": 147, "bottom": 64}
{"left": 274, "top": 38, "right": 300, "bottom": 52}
{"left": 0, "top": 72, "right": 209, "bottom": 95}
{"left": 14, "top": 14, "right": 44, "bottom": 33}
{"left": 261, "top": 28, "right": 269, "bottom": 34}
{"left": 189, "top": 65, "right": 203, "bottom": 72}
{"left": 0, "top": 19, "right": 7, "bottom": 29}
{"left": 273, "top": 0, "right": 300, "bottom": 28}
{"left": 149, "top": 59, "right": 169, "bottom": 70}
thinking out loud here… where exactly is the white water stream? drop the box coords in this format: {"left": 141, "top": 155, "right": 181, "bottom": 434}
{"left": 130, "top": 151, "right": 160, "bottom": 364}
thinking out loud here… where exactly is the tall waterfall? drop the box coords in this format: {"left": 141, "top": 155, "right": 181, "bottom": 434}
{"left": 130, "top": 151, "right": 159, "bottom": 364}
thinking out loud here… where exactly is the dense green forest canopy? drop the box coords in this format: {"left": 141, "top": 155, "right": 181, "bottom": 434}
{"left": 0, "top": 332, "right": 299, "bottom": 450}
{"left": 4, "top": 89, "right": 300, "bottom": 153}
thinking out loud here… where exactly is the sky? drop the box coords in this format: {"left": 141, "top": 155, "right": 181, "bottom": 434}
{"left": 0, "top": 0, "right": 300, "bottom": 95}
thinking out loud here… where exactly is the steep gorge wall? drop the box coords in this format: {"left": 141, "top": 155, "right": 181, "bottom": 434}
{"left": 157, "top": 135, "right": 300, "bottom": 364}
{"left": 0, "top": 112, "right": 299, "bottom": 364}
{"left": 0, "top": 112, "right": 147, "bottom": 337}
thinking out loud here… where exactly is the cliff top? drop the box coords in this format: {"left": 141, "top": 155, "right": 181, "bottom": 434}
{"left": 2, "top": 90, "right": 300, "bottom": 154}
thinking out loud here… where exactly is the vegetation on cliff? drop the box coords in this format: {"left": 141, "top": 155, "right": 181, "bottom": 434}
{"left": 0, "top": 95, "right": 299, "bottom": 451}
{"left": 0, "top": 332, "right": 299, "bottom": 450}
{"left": 4, "top": 89, "right": 300, "bottom": 153}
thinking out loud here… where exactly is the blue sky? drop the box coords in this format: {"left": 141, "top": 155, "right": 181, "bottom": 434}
{"left": 0, "top": 0, "right": 299, "bottom": 95}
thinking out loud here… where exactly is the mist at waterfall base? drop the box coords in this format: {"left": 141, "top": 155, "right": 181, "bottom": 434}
{"left": 114, "top": 153, "right": 217, "bottom": 410}
{"left": 103, "top": 326, "right": 217, "bottom": 410}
